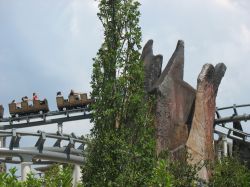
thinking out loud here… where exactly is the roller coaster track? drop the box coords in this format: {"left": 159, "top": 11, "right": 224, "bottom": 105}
{"left": 0, "top": 104, "right": 249, "bottom": 165}
{"left": 0, "top": 104, "right": 249, "bottom": 142}
{"left": 0, "top": 108, "right": 91, "bottom": 167}
{"left": 0, "top": 107, "right": 92, "bottom": 130}
{"left": 0, "top": 129, "right": 85, "bottom": 165}
{"left": 214, "top": 104, "right": 250, "bottom": 143}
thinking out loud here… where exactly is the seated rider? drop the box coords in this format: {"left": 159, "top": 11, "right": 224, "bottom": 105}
{"left": 33, "top": 93, "right": 47, "bottom": 105}
{"left": 57, "top": 91, "right": 62, "bottom": 97}
{"left": 12, "top": 100, "right": 21, "bottom": 109}
{"left": 69, "top": 89, "right": 80, "bottom": 100}
{"left": 33, "top": 92, "right": 38, "bottom": 101}
{"left": 41, "top": 98, "right": 47, "bottom": 105}
{"left": 69, "top": 89, "right": 75, "bottom": 96}
{"left": 22, "top": 96, "right": 29, "bottom": 102}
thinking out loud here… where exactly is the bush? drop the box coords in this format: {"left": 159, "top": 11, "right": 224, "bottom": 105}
{"left": 149, "top": 159, "right": 174, "bottom": 187}
{"left": 0, "top": 167, "right": 23, "bottom": 187}
{"left": 148, "top": 151, "right": 200, "bottom": 187}
{"left": 209, "top": 157, "right": 250, "bottom": 187}
{"left": 0, "top": 164, "right": 76, "bottom": 187}
{"left": 23, "top": 172, "right": 42, "bottom": 187}
{"left": 43, "top": 164, "right": 73, "bottom": 187}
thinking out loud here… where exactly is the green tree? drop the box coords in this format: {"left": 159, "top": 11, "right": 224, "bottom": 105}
{"left": 82, "top": 0, "right": 155, "bottom": 186}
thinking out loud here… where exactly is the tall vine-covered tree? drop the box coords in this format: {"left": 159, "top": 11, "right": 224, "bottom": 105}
{"left": 82, "top": 0, "right": 155, "bottom": 186}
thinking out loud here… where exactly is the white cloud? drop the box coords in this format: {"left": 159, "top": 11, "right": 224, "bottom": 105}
{"left": 240, "top": 24, "right": 250, "bottom": 50}
{"left": 214, "top": 0, "right": 236, "bottom": 11}
{"left": 70, "top": 2, "right": 80, "bottom": 37}
{"left": 66, "top": 0, "right": 100, "bottom": 38}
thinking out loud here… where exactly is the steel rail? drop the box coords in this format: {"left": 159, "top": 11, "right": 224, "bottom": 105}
{"left": 0, "top": 148, "right": 84, "bottom": 165}
{"left": 0, "top": 159, "right": 56, "bottom": 165}
{"left": 216, "top": 104, "right": 250, "bottom": 111}
{"left": 214, "top": 129, "right": 249, "bottom": 143}
{"left": 0, "top": 130, "right": 85, "bottom": 144}
{"left": 17, "top": 146, "right": 84, "bottom": 156}
{"left": 215, "top": 103, "right": 250, "bottom": 124}
{"left": 0, "top": 113, "right": 92, "bottom": 130}
{"left": 214, "top": 104, "right": 250, "bottom": 144}
{"left": 215, "top": 124, "right": 250, "bottom": 137}
{"left": 214, "top": 114, "right": 250, "bottom": 124}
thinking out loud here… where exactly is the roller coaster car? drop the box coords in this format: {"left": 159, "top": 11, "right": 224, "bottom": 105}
{"left": 9, "top": 100, "right": 49, "bottom": 117}
{"left": 56, "top": 93, "right": 92, "bottom": 111}
{"left": 0, "top": 105, "right": 4, "bottom": 118}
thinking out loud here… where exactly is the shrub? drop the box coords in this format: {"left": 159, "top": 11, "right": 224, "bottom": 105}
{"left": 209, "top": 157, "right": 250, "bottom": 187}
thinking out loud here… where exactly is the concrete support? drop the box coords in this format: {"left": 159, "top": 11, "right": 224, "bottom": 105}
{"left": 0, "top": 137, "right": 6, "bottom": 173}
{"left": 21, "top": 162, "right": 32, "bottom": 181}
{"left": 0, "top": 136, "right": 6, "bottom": 149}
{"left": 222, "top": 135, "right": 228, "bottom": 157}
{"left": 58, "top": 123, "right": 63, "bottom": 134}
{"left": 217, "top": 147, "right": 222, "bottom": 162}
{"left": 72, "top": 164, "right": 81, "bottom": 187}
{"left": 0, "top": 137, "right": 4, "bottom": 147}
{"left": 228, "top": 142, "right": 233, "bottom": 157}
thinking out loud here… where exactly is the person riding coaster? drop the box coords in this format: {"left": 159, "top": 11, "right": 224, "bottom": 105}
{"left": 0, "top": 105, "right": 4, "bottom": 119}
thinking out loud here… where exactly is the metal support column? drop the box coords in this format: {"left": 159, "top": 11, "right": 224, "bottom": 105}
{"left": 72, "top": 164, "right": 81, "bottom": 187}
{"left": 217, "top": 147, "right": 222, "bottom": 162}
{"left": 0, "top": 137, "right": 6, "bottom": 172}
{"left": 228, "top": 142, "right": 233, "bottom": 157}
{"left": 0, "top": 137, "right": 4, "bottom": 148}
{"left": 21, "top": 162, "right": 32, "bottom": 181}
{"left": 222, "top": 135, "right": 227, "bottom": 157}
{"left": 58, "top": 122, "right": 63, "bottom": 134}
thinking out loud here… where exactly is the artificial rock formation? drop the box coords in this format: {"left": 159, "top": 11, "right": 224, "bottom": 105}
{"left": 186, "top": 63, "right": 226, "bottom": 181}
{"left": 142, "top": 40, "right": 163, "bottom": 93}
{"left": 142, "top": 40, "right": 196, "bottom": 155}
{"left": 142, "top": 39, "right": 226, "bottom": 181}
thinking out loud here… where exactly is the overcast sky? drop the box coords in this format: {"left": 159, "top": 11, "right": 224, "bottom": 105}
{"left": 1, "top": 0, "right": 250, "bottom": 138}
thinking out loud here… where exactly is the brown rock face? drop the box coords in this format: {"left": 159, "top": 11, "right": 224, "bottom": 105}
{"left": 143, "top": 40, "right": 196, "bottom": 155}
{"left": 186, "top": 63, "right": 226, "bottom": 181}
{"left": 155, "top": 41, "right": 196, "bottom": 155}
{"left": 141, "top": 40, "right": 163, "bottom": 93}
{"left": 155, "top": 78, "right": 196, "bottom": 154}
{"left": 142, "top": 40, "right": 226, "bottom": 181}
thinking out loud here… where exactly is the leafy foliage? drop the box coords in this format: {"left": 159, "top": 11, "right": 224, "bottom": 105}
{"left": 0, "top": 168, "right": 23, "bottom": 187}
{"left": 169, "top": 156, "right": 200, "bottom": 186}
{"left": 149, "top": 151, "right": 200, "bottom": 187}
{"left": 43, "top": 164, "right": 73, "bottom": 187}
{"left": 149, "top": 159, "right": 174, "bottom": 187}
{"left": 0, "top": 164, "right": 77, "bottom": 187}
{"left": 23, "top": 172, "right": 43, "bottom": 187}
{"left": 82, "top": 0, "right": 156, "bottom": 186}
{"left": 209, "top": 157, "right": 250, "bottom": 187}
